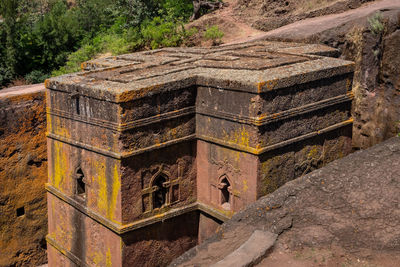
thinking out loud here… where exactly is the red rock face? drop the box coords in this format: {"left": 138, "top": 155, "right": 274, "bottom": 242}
{"left": 45, "top": 41, "right": 354, "bottom": 266}
{"left": 0, "top": 90, "right": 48, "bottom": 267}
{"left": 197, "top": 140, "right": 259, "bottom": 213}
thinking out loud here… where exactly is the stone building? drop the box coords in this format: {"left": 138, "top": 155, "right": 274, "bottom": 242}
{"left": 45, "top": 41, "right": 354, "bottom": 266}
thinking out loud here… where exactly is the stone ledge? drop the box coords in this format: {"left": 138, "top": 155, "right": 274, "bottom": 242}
{"left": 47, "top": 105, "right": 196, "bottom": 131}
{"left": 197, "top": 92, "right": 353, "bottom": 126}
{"left": 0, "top": 84, "right": 44, "bottom": 98}
{"left": 211, "top": 230, "right": 277, "bottom": 267}
{"left": 46, "top": 184, "right": 230, "bottom": 235}
{"left": 197, "top": 119, "right": 353, "bottom": 155}
{"left": 46, "top": 236, "right": 88, "bottom": 267}
{"left": 46, "top": 132, "right": 196, "bottom": 159}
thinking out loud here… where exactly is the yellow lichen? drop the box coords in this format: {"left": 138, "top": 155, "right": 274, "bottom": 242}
{"left": 224, "top": 126, "right": 250, "bottom": 148}
{"left": 94, "top": 160, "right": 121, "bottom": 223}
{"left": 307, "top": 145, "right": 319, "bottom": 159}
{"left": 106, "top": 248, "right": 112, "bottom": 267}
{"left": 91, "top": 251, "right": 104, "bottom": 266}
{"left": 96, "top": 160, "right": 108, "bottom": 217}
{"left": 257, "top": 81, "right": 266, "bottom": 93}
{"left": 242, "top": 180, "right": 248, "bottom": 192}
{"left": 53, "top": 142, "right": 67, "bottom": 189}
{"left": 110, "top": 164, "right": 121, "bottom": 222}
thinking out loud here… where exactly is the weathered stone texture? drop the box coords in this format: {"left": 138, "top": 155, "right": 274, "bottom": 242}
{"left": 349, "top": 20, "right": 400, "bottom": 149}
{"left": 122, "top": 211, "right": 199, "bottom": 267}
{"left": 258, "top": 125, "right": 352, "bottom": 196}
{"left": 197, "top": 140, "right": 259, "bottom": 213}
{"left": 256, "top": 2, "right": 400, "bottom": 149}
{"left": 0, "top": 89, "right": 47, "bottom": 267}
{"left": 46, "top": 41, "right": 354, "bottom": 266}
{"left": 121, "top": 142, "right": 197, "bottom": 223}
{"left": 171, "top": 137, "right": 400, "bottom": 266}
{"left": 47, "top": 139, "right": 123, "bottom": 223}
{"left": 47, "top": 194, "right": 123, "bottom": 266}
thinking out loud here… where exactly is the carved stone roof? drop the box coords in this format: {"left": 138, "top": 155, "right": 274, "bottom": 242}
{"left": 46, "top": 41, "right": 353, "bottom": 103}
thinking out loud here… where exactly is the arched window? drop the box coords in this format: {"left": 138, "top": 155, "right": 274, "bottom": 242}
{"left": 142, "top": 166, "right": 181, "bottom": 214}
{"left": 220, "top": 178, "right": 230, "bottom": 205}
{"left": 218, "top": 175, "right": 232, "bottom": 210}
{"left": 76, "top": 168, "right": 86, "bottom": 198}
{"left": 152, "top": 174, "right": 169, "bottom": 209}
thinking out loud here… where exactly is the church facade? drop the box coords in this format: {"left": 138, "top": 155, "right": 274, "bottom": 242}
{"left": 45, "top": 41, "right": 354, "bottom": 266}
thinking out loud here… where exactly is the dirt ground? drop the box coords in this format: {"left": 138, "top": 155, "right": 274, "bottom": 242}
{"left": 233, "top": 0, "right": 376, "bottom": 31}
{"left": 186, "top": 0, "right": 264, "bottom": 46}
{"left": 259, "top": 244, "right": 400, "bottom": 267}
{"left": 187, "top": 0, "right": 378, "bottom": 46}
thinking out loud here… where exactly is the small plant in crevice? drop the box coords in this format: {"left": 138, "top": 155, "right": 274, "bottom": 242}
{"left": 204, "top": 25, "right": 224, "bottom": 46}
{"left": 368, "top": 12, "right": 384, "bottom": 35}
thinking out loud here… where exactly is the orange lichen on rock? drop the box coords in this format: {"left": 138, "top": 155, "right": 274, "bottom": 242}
{"left": 0, "top": 91, "right": 48, "bottom": 267}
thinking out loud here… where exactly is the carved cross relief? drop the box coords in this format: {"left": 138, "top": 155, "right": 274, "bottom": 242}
{"left": 141, "top": 163, "right": 181, "bottom": 214}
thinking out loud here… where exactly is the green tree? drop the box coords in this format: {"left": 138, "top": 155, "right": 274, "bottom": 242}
{"left": 0, "top": 0, "right": 19, "bottom": 77}
{"left": 75, "top": 0, "right": 118, "bottom": 37}
{"left": 16, "top": 0, "right": 81, "bottom": 75}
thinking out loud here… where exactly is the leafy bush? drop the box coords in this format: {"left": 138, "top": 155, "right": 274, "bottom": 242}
{"left": 24, "top": 70, "right": 49, "bottom": 84}
{"left": 52, "top": 27, "right": 141, "bottom": 76}
{"left": 115, "top": 0, "right": 159, "bottom": 27}
{"left": 161, "top": 0, "right": 193, "bottom": 21}
{"left": 204, "top": 25, "right": 224, "bottom": 45}
{"left": 0, "top": 0, "right": 19, "bottom": 77}
{"left": 142, "top": 17, "right": 183, "bottom": 49}
{"left": 0, "top": 67, "right": 13, "bottom": 87}
{"left": 0, "top": 0, "right": 197, "bottom": 87}
{"left": 368, "top": 12, "right": 384, "bottom": 35}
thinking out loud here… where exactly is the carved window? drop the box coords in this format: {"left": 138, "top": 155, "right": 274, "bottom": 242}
{"left": 152, "top": 174, "right": 168, "bottom": 209}
{"left": 71, "top": 93, "right": 80, "bottom": 115}
{"left": 218, "top": 176, "right": 232, "bottom": 210}
{"left": 75, "top": 168, "right": 86, "bottom": 198}
{"left": 16, "top": 207, "right": 25, "bottom": 217}
{"left": 141, "top": 165, "right": 181, "bottom": 214}
{"left": 75, "top": 97, "right": 80, "bottom": 115}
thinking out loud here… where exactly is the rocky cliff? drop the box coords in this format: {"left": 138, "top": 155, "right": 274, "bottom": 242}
{"left": 0, "top": 85, "right": 47, "bottom": 267}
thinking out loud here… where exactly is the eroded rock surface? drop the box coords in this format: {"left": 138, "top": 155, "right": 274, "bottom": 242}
{"left": 248, "top": 0, "right": 400, "bottom": 149}
{"left": 171, "top": 137, "right": 400, "bottom": 266}
{"left": 0, "top": 85, "right": 47, "bottom": 267}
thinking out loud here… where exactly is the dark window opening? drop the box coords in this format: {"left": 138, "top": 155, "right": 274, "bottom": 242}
{"left": 40, "top": 238, "right": 47, "bottom": 250}
{"left": 153, "top": 175, "right": 168, "bottom": 209}
{"left": 76, "top": 168, "right": 85, "bottom": 196}
{"left": 75, "top": 97, "right": 80, "bottom": 115}
{"left": 220, "top": 178, "right": 231, "bottom": 210}
{"left": 16, "top": 207, "right": 25, "bottom": 217}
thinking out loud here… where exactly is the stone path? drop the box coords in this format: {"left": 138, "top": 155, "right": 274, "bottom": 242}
{"left": 0, "top": 84, "right": 45, "bottom": 98}
{"left": 228, "top": 0, "right": 400, "bottom": 44}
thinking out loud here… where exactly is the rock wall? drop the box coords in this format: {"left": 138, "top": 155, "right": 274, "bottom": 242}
{"left": 342, "top": 12, "right": 400, "bottom": 149}
{"left": 254, "top": 1, "right": 400, "bottom": 150}
{"left": 0, "top": 86, "right": 47, "bottom": 267}
{"left": 287, "top": 4, "right": 400, "bottom": 150}
{"left": 171, "top": 137, "right": 400, "bottom": 266}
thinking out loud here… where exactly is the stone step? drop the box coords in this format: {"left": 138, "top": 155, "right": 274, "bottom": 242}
{"left": 211, "top": 230, "right": 277, "bottom": 267}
